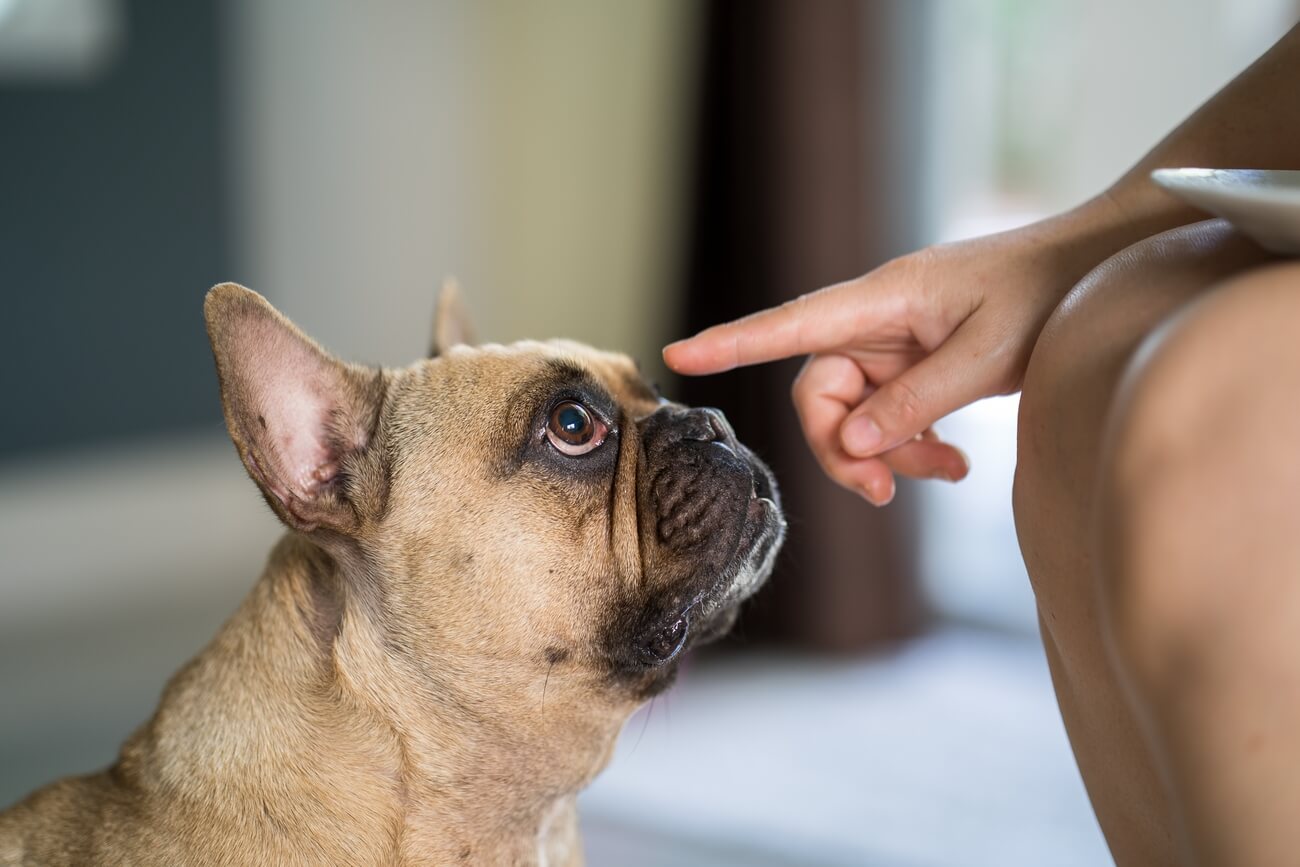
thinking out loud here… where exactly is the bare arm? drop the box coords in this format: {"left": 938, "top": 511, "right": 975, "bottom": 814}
{"left": 1110, "top": 23, "right": 1300, "bottom": 228}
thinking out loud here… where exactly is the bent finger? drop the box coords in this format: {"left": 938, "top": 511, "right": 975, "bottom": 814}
{"left": 791, "top": 354, "right": 896, "bottom": 503}
{"left": 877, "top": 436, "right": 970, "bottom": 482}
{"left": 840, "top": 323, "right": 1001, "bottom": 457}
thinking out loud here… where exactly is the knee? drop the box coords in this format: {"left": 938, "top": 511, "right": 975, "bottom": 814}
{"left": 1014, "top": 248, "right": 1133, "bottom": 527}
{"left": 1014, "top": 224, "right": 1229, "bottom": 565}
{"left": 1013, "top": 222, "right": 1248, "bottom": 460}
{"left": 1016, "top": 222, "right": 1237, "bottom": 495}
{"left": 1014, "top": 221, "right": 1261, "bottom": 575}
{"left": 1098, "top": 262, "right": 1300, "bottom": 691}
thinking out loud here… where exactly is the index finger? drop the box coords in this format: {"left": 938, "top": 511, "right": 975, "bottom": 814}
{"left": 662, "top": 281, "right": 874, "bottom": 375}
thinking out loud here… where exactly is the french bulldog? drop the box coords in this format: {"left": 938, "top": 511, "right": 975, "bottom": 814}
{"left": 0, "top": 282, "right": 784, "bottom": 865}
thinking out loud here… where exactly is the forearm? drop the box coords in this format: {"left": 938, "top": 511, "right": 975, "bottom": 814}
{"left": 1109, "top": 22, "right": 1300, "bottom": 231}
{"left": 1031, "top": 23, "right": 1300, "bottom": 290}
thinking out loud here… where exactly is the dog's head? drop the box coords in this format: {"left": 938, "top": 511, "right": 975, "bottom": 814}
{"left": 205, "top": 282, "right": 784, "bottom": 706}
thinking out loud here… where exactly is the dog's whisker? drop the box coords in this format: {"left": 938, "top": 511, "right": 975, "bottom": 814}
{"left": 632, "top": 697, "right": 657, "bottom": 753}
{"left": 542, "top": 660, "right": 554, "bottom": 714}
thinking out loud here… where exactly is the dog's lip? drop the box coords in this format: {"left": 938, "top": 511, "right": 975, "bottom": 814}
{"left": 743, "top": 491, "right": 783, "bottom": 538}
{"left": 638, "top": 613, "right": 690, "bottom": 665}
{"left": 634, "top": 497, "right": 781, "bottom": 669}
{"left": 631, "top": 449, "right": 781, "bottom": 669}
{"left": 746, "top": 451, "right": 780, "bottom": 514}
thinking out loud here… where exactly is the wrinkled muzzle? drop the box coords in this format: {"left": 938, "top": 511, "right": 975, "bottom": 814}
{"left": 609, "top": 405, "right": 784, "bottom": 681}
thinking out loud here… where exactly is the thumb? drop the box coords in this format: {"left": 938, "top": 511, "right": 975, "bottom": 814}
{"left": 839, "top": 328, "right": 995, "bottom": 457}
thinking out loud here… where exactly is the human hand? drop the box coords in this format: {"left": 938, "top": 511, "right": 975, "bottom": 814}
{"left": 664, "top": 210, "right": 1112, "bottom": 505}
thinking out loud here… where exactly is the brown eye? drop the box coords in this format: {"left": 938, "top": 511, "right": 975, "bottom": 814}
{"left": 546, "top": 401, "right": 608, "bottom": 456}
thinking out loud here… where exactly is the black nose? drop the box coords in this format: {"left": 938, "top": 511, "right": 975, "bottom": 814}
{"left": 681, "top": 407, "right": 733, "bottom": 444}
{"left": 639, "top": 404, "right": 740, "bottom": 453}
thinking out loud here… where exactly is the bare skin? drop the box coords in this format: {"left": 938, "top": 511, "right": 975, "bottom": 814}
{"left": 1019, "top": 220, "right": 1278, "bottom": 865}
{"left": 665, "top": 25, "right": 1300, "bottom": 866}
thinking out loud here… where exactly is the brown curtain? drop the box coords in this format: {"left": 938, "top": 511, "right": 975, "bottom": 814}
{"left": 677, "top": 0, "right": 930, "bottom": 652}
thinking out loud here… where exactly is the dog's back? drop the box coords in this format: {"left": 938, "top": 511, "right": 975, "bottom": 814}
{"left": 0, "top": 771, "right": 153, "bottom": 866}
{"left": 0, "top": 537, "right": 414, "bottom": 866}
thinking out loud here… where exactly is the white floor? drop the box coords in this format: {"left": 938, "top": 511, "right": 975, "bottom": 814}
{"left": 581, "top": 629, "right": 1112, "bottom": 867}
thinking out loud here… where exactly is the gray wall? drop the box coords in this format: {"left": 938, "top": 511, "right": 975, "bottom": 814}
{"left": 0, "top": 0, "right": 230, "bottom": 459}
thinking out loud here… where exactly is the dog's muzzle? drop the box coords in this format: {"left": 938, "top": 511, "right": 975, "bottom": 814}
{"left": 628, "top": 406, "right": 785, "bottom": 667}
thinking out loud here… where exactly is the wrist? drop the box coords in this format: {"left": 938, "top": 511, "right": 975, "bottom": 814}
{"left": 1018, "top": 196, "right": 1135, "bottom": 295}
{"left": 1097, "top": 172, "right": 1206, "bottom": 240}
{"left": 1030, "top": 184, "right": 1200, "bottom": 293}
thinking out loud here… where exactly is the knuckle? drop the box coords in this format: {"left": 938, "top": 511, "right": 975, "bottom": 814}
{"left": 897, "top": 246, "right": 931, "bottom": 274}
{"left": 890, "top": 246, "right": 934, "bottom": 284}
{"left": 991, "top": 338, "right": 1033, "bottom": 395}
{"left": 994, "top": 367, "right": 1023, "bottom": 396}
{"left": 825, "top": 460, "right": 865, "bottom": 495}
{"left": 882, "top": 379, "right": 925, "bottom": 432}
{"left": 716, "top": 330, "right": 742, "bottom": 369}
{"left": 788, "top": 293, "right": 812, "bottom": 354}
{"left": 730, "top": 329, "right": 751, "bottom": 365}
{"left": 985, "top": 358, "right": 1019, "bottom": 396}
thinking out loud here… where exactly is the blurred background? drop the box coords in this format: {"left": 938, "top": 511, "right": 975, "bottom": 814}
{"left": 1, "top": 1, "right": 1296, "bottom": 864}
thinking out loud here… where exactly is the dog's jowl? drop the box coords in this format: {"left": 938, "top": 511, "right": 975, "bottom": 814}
{"left": 0, "top": 282, "right": 785, "bottom": 866}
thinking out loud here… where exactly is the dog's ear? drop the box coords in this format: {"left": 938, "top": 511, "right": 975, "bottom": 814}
{"left": 205, "top": 283, "right": 386, "bottom": 534}
{"left": 429, "top": 276, "right": 476, "bottom": 357}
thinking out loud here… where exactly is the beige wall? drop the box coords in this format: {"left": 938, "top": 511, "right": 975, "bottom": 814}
{"left": 232, "top": 0, "right": 698, "bottom": 379}
{"left": 475, "top": 0, "right": 697, "bottom": 375}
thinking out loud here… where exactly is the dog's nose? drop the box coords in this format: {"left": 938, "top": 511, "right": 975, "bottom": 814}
{"left": 681, "top": 407, "right": 732, "bottom": 444}
{"left": 676, "top": 410, "right": 728, "bottom": 444}
{"left": 639, "top": 404, "right": 741, "bottom": 452}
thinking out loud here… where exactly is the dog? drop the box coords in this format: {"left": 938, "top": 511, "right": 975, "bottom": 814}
{"left": 0, "top": 282, "right": 785, "bottom": 865}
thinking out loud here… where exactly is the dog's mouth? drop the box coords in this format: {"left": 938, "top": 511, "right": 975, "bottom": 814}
{"left": 604, "top": 406, "right": 786, "bottom": 692}
{"left": 635, "top": 455, "right": 784, "bottom": 668}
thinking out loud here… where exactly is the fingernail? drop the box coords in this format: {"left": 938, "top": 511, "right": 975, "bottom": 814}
{"left": 861, "top": 487, "right": 888, "bottom": 507}
{"left": 662, "top": 342, "right": 688, "bottom": 369}
{"left": 843, "top": 416, "right": 884, "bottom": 456}
{"left": 949, "top": 447, "right": 971, "bottom": 481}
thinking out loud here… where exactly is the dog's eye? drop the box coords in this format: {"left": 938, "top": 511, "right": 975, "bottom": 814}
{"left": 546, "top": 401, "right": 608, "bottom": 456}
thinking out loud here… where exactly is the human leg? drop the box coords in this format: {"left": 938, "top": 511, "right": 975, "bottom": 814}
{"left": 1096, "top": 258, "right": 1300, "bottom": 865}
{"left": 1014, "top": 220, "right": 1276, "bottom": 864}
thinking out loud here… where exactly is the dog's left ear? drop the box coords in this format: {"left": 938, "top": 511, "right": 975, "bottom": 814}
{"left": 205, "top": 283, "right": 386, "bottom": 535}
{"left": 429, "top": 276, "right": 476, "bottom": 357}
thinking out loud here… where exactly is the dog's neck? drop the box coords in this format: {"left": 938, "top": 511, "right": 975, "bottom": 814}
{"left": 119, "top": 535, "right": 624, "bottom": 865}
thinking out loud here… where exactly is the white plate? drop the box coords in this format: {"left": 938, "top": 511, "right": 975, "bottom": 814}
{"left": 1152, "top": 168, "right": 1300, "bottom": 255}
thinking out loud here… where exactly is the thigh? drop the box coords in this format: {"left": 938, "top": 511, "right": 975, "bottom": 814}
{"left": 1013, "top": 219, "right": 1277, "bottom": 866}
{"left": 1096, "top": 258, "right": 1300, "bottom": 865}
